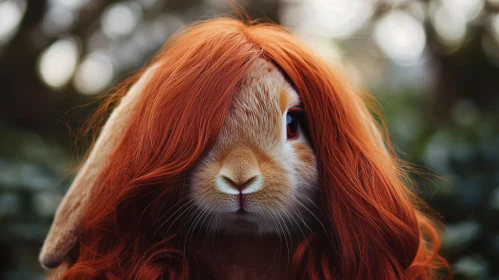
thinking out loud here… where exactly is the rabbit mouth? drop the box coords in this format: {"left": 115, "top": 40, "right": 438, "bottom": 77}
{"left": 218, "top": 211, "right": 262, "bottom": 233}
{"left": 235, "top": 208, "right": 248, "bottom": 215}
{"left": 227, "top": 208, "right": 256, "bottom": 220}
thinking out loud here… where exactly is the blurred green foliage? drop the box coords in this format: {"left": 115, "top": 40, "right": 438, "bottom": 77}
{"left": 378, "top": 92, "right": 499, "bottom": 279}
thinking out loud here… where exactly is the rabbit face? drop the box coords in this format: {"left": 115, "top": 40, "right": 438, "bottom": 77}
{"left": 190, "top": 59, "right": 318, "bottom": 235}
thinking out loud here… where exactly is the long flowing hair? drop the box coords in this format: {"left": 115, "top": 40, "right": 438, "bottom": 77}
{"left": 59, "top": 18, "right": 448, "bottom": 279}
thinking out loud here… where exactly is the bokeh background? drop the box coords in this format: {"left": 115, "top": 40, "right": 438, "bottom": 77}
{"left": 0, "top": 0, "right": 498, "bottom": 279}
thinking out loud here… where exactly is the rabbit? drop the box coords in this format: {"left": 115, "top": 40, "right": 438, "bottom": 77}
{"left": 39, "top": 18, "right": 448, "bottom": 280}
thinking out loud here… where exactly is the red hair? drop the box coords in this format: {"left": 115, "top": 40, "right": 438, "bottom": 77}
{"left": 59, "top": 18, "right": 448, "bottom": 279}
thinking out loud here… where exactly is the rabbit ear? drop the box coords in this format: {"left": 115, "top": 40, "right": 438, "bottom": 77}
{"left": 39, "top": 65, "right": 158, "bottom": 269}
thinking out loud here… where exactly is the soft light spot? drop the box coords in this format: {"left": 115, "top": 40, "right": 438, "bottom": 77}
{"left": 442, "top": 0, "right": 484, "bottom": 22}
{"left": 374, "top": 10, "right": 426, "bottom": 65}
{"left": 442, "top": 220, "right": 481, "bottom": 249}
{"left": 49, "top": 0, "right": 86, "bottom": 9}
{"left": 296, "top": 33, "right": 343, "bottom": 65}
{"left": 301, "top": 0, "right": 375, "bottom": 39}
{"left": 490, "top": 13, "right": 499, "bottom": 45}
{"left": 101, "top": 2, "right": 141, "bottom": 39}
{"left": 432, "top": 4, "right": 467, "bottom": 46}
{"left": 74, "top": 51, "right": 114, "bottom": 95}
{"left": 453, "top": 256, "right": 488, "bottom": 279}
{"left": 0, "top": 0, "right": 26, "bottom": 44}
{"left": 38, "top": 38, "right": 79, "bottom": 89}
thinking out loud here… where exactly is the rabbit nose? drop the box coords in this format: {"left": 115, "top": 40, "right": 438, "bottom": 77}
{"left": 220, "top": 175, "right": 258, "bottom": 192}
{"left": 216, "top": 148, "right": 263, "bottom": 195}
{"left": 217, "top": 173, "right": 262, "bottom": 195}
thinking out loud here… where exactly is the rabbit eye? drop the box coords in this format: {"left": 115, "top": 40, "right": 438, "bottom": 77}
{"left": 286, "top": 110, "right": 300, "bottom": 140}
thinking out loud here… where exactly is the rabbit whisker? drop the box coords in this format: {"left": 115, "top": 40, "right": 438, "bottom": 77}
{"left": 294, "top": 199, "right": 332, "bottom": 244}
